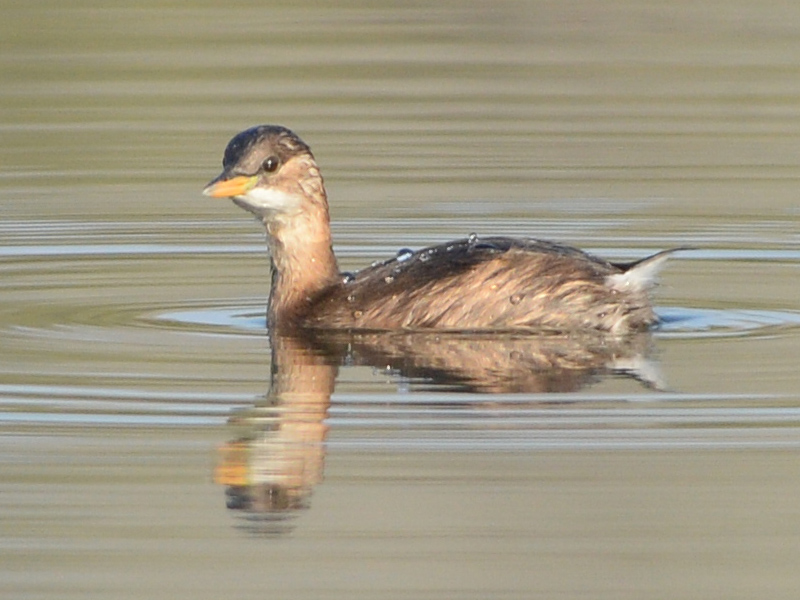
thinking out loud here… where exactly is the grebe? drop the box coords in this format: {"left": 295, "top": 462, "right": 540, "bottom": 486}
{"left": 203, "top": 125, "right": 678, "bottom": 334}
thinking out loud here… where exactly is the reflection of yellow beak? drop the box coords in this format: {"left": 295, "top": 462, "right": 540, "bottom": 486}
{"left": 202, "top": 175, "right": 258, "bottom": 198}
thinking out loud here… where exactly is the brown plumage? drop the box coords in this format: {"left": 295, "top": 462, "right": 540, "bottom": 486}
{"left": 203, "top": 125, "right": 678, "bottom": 335}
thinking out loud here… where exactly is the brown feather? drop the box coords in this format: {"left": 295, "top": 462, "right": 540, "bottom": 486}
{"left": 204, "top": 126, "right": 679, "bottom": 335}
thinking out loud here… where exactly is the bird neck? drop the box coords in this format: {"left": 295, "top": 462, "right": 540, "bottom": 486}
{"left": 265, "top": 189, "right": 340, "bottom": 330}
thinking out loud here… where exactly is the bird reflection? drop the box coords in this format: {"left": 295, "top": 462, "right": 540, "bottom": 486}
{"left": 214, "top": 328, "right": 661, "bottom": 534}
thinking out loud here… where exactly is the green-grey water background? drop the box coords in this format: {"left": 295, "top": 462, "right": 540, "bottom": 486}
{"left": 2, "top": 1, "right": 800, "bottom": 598}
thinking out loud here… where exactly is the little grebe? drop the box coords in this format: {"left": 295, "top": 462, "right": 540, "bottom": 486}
{"left": 203, "top": 125, "right": 678, "bottom": 334}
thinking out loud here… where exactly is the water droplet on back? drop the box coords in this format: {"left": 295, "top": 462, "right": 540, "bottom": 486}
{"left": 509, "top": 293, "right": 524, "bottom": 305}
{"left": 396, "top": 248, "right": 414, "bottom": 262}
{"left": 467, "top": 232, "right": 479, "bottom": 245}
{"left": 474, "top": 240, "right": 501, "bottom": 251}
{"left": 341, "top": 272, "right": 355, "bottom": 284}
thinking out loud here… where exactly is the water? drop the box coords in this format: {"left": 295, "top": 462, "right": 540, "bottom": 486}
{"left": 2, "top": 2, "right": 800, "bottom": 598}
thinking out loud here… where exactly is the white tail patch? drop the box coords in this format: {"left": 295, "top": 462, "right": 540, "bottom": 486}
{"left": 605, "top": 250, "right": 678, "bottom": 293}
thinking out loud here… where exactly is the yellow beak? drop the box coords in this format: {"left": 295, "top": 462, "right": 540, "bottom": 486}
{"left": 202, "top": 175, "right": 258, "bottom": 198}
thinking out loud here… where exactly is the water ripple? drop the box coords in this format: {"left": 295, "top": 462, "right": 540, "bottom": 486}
{"left": 152, "top": 303, "right": 800, "bottom": 340}
{"left": 1, "top": 219, "right": 798, "bottom": 444}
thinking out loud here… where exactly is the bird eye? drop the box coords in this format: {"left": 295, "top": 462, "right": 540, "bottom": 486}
{"left": 261, "top": 156, "right": 280, "bottom": 173}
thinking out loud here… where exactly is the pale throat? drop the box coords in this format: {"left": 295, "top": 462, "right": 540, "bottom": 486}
{"left": 236, "top": 186, "right": 303, "bottom": 216}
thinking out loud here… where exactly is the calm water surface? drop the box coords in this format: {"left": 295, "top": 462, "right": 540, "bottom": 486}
{"left": 2, "top": 2, "right": 800, "bottom": 599}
